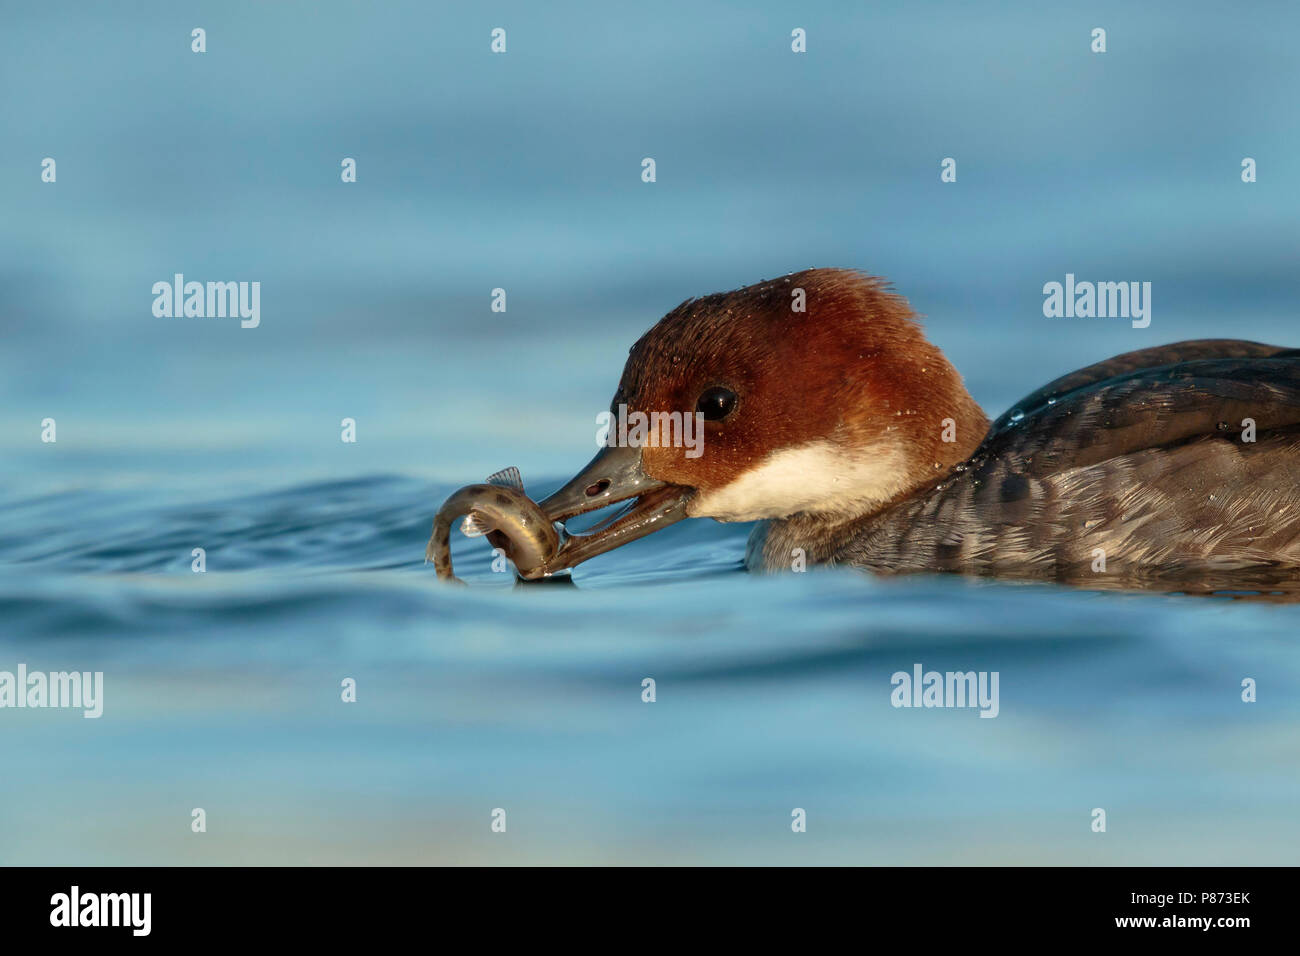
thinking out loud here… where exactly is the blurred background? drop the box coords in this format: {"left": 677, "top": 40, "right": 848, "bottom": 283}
{"left": 1, "top": 1, "right": 1297, "bottom": 864}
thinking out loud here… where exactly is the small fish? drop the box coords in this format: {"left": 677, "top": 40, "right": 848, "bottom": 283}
{"left": 426, "top": 470, "right": 560, "bottom": 583}
{"left": 460, "top": 467, "right": 525, "bottom": 537}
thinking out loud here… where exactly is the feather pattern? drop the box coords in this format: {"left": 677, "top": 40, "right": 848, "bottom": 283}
{"left": 751, "top": 341, "right": 1300, "bottom": 591}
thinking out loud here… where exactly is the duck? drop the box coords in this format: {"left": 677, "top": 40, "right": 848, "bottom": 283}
{"left": 531, "top": 268, "right": 1300, "bottom": 592}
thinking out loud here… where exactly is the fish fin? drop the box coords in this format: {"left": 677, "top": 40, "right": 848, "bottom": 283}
{"left": 460, "top": 511, "right": 492, "bottom": 538}
{"left": 485, "top": 466, "right": 525, "bottom": 492}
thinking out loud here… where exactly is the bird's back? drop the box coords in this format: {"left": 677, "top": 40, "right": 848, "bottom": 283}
{"left": 834, "top": 340, "right": 1300, "bottom": 592}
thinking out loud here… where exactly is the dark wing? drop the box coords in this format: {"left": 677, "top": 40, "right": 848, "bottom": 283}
{"left": 988, "top": 339, "right": 1299, "bottom": 435}
{"left": 978, "top": 351, "right": 1300, "bottom": 475}
{"left": 842, "top": 347, "right": 1300, "bottom": 589}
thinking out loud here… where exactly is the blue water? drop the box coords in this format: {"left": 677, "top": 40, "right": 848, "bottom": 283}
{"left": 2, "top": 1, "right": 1298, "bottom": 864}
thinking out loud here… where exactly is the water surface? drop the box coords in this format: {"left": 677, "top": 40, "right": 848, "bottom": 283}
{"left": 2, "top": 0, "right": 1297, "bottom": 864}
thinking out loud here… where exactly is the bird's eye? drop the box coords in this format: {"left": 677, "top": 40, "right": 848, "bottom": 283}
{"left": 696, "top": 385, "right": 738, "bottom": 421}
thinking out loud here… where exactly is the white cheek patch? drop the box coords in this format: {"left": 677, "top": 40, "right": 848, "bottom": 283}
{"left": 688, "top": 440, "right": 910, "bottom": 522}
